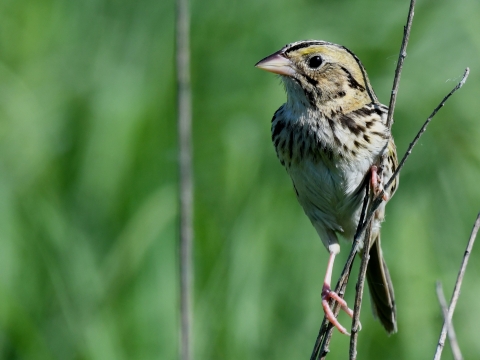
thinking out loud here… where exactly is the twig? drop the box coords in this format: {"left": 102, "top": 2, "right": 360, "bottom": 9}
{"left": 357, "top": 67, "right": 470, "bottom": 251}
{"left": 385, "top": 67, "right": 470, "bottom": 191}
{"left": 176, "top": 0, "right": 193, "bottom": 357}
{"left": 434, "top": 213, "right": 480, "bottom": 360}
{"left": 386, "top": 0, "right": 416, "bottom": 130}
{"left": 435, "top": 281, "right": 463, "bottom": 360}
{"left": 349, "top": 219, "right": 374, "bottom": 360}
{"left": 311, "top": 68, "right": 470, "bottom": 360}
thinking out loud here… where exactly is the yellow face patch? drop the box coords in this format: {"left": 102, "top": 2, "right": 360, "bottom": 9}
{"left": 293, "top": 45, "right": 364, "bottom": 82}
{"left": 284, "top": 43, "right": 373, "bottom": 106}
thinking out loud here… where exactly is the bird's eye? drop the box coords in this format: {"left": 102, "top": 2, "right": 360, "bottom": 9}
{"left": 308, "top": 56, "right": 323, "bottom": 69}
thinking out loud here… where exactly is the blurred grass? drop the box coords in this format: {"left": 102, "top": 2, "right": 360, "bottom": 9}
{"left": 0, "top": 0, "right": 480, "bottom": 359}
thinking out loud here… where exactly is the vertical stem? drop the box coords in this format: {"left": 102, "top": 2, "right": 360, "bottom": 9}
{"left": 349, "top": 219, "right": 373, "bottom": 360}
{"left": 435, "top": 281, "right": 463, "bottom": 360}
{"left": 433, "top": 213, "right": 480, "bottom": 360}
{"left": 176, "top": 0, "right": 193, "bottom": 358}
{"left": 386, "top": 0, "right": 416, "bottom": 130}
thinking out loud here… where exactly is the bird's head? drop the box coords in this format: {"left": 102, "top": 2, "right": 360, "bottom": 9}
{"left": 256, "top": 40, "right": 377, "bottom": 112}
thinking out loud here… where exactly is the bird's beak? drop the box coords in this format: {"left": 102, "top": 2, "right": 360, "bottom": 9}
{"left": 255, "top": 51, "right": 296, "bottom": 76}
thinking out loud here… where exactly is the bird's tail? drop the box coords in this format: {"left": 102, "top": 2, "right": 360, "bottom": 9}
{"left": 366, "top": 235, "right": 397, "bottom": 334}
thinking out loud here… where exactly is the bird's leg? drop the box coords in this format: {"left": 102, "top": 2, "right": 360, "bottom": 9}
{"left": 371, "top": 165, "right": 388, "bottom": 201}
{"left": 321, "top": 252, "right": 354, "bottom": 335}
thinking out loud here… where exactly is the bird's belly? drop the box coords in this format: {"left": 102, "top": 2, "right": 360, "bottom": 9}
{"left": 287, "top": 158, "right": 368, "bottom": 239}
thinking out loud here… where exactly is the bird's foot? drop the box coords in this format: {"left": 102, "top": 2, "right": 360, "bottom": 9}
{"left": 370, "top": 165, "right": 389, "bottom": 201}
{"left": 321, "top": 283, "right": 354, "bottom": 336}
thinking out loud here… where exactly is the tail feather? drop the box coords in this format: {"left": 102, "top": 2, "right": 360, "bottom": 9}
{"left": 366, "top": 236, "right": 397, "bottom": 334}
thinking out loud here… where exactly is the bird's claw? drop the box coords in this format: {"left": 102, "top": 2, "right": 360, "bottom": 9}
{"left": 370, "top": 165, "right": 389, "bottom": 201}
{"left": 321, "top": 284, "right": 357, "bottom": 336}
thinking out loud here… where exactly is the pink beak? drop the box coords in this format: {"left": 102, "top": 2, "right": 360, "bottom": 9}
{"left": 255, "top": 52, "right": 296, "bottom": 76}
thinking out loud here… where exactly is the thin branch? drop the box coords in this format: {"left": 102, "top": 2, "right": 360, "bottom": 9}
{"left": 434, "top": 213, "right": 480, "bottom": 360}
{"left": 385, "top": 67, "right": 470, "bottom": 191}
{"left": 436, "top": 281, "right": 463, "bottom": 360}
{"left": 360, "top": 67, "right": 470, "bottom": 248}
{"left": 176, "top": 0, "right": 193, "bottom": 357}
{"left": 349, "top": 219, "right": 374, "bottom": 360}
{"left": 355, "top": 68, "right": 470, "bottom": 281}
{"left": 386, "top": 0, "right": 416, "bottom": 130}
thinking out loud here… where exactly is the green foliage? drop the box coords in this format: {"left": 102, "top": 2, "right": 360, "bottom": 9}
{"left": 0, "top": 0, "right": 479, "bottom": 359}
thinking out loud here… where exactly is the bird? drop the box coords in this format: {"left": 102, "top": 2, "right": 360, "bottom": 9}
{"left": 255, "top": 40, "right": 399, "bottom": 335}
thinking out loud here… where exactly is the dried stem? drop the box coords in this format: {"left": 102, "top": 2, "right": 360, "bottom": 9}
{"left": 360, "top": 67, "right": 469, "bottom": 247}
{"left": 385, "top": 67, "right": 470, "bottom": 191}
{"left": 176, "top": 0, "right": 193, "bottom": 357}
{"left": 349, "top": 219, "right": 374, "bottom": 360}
{"left": 433, "top": 213, "right": 480, "bottom": 360}
{"left": 435, "top": 281, "right": 463, "bottom": 360}
{"left": 386, "top": 0, "right": 416, "bottom": 130}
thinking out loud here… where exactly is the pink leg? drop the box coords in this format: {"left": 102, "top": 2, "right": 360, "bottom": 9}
{"left": 321, "top": 252, "right": 355, "bottom": 335}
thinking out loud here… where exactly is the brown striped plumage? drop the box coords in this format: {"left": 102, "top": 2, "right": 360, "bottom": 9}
{"left": 256, "top": 40, "right": 399, "bottom": 335}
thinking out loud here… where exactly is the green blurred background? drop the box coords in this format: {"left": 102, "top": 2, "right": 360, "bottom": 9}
{"left": 1, "top": 0, "right": 479, "bottom": 359}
